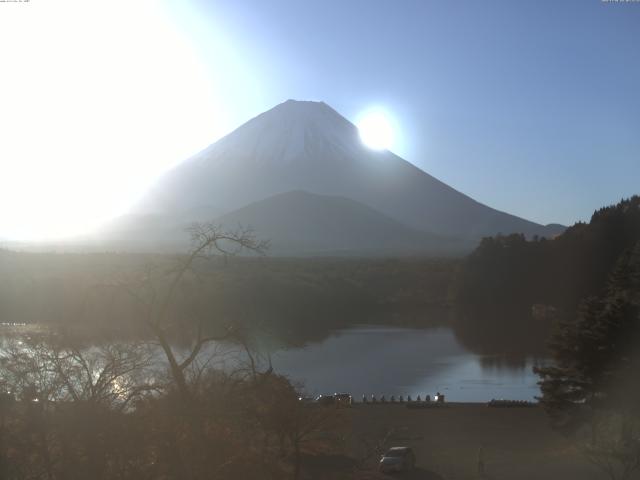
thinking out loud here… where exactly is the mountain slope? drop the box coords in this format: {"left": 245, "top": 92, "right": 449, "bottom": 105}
{"left": 135, "top": 99, "right": 563, "bottom": 241}
{"left": 213, "top": 190, "right": 466, "bottom": 256}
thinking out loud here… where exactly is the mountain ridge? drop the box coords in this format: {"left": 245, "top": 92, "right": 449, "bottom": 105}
{"left": 135, "top": 99, "right": 564, "bottom": 243}
{"left": 213, "top": 190, "right": 469, "bottom": 256}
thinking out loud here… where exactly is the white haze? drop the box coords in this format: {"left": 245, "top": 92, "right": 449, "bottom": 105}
{"left": 0, "top": 1, "right": 231, "bottom": 241}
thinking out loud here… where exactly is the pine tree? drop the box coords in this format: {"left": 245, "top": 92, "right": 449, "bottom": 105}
{"left": 535, "top": 241, "right": 640, "bottom": 429}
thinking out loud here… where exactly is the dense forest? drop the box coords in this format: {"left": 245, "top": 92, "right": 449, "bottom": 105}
{"left": 455, "top": 196, "right": 640, "bottom": 354}
{"left": 0, "top": 250, "right": 456, "bottom": 347}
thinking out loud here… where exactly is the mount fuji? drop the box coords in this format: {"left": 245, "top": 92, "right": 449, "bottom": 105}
{"left": 115, "top": 99, "right": 563, "bottom": 254}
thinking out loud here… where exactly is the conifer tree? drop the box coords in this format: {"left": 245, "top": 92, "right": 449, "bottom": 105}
{"left": 536, "top": 242, "right": 640, "bottom": 428}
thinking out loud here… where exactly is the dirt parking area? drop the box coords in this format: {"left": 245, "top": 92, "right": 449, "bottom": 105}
{"left": 346, "top": 403, "right": 606, "bottom": 480}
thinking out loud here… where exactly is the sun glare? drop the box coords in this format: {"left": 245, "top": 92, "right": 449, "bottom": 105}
{"left": 357, "top": 110, "right": 395, "bottom": 151}
{"left": 0, "top": 1, "right": 231, "bottom": 241}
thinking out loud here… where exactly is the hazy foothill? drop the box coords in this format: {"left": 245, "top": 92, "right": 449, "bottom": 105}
{"left": 1, "top": 2, "right": 640, "bottom": 479}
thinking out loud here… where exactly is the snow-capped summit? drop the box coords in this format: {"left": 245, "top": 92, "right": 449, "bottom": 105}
{"left": 192, "top": 99, "right": 365, "bottom": 168}
{"left": 133, "top": 100, "right": 564, "bottom": 247}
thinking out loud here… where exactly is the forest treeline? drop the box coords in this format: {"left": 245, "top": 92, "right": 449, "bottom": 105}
{"left": 0, "top": 250, "right": 456, "bottom": 346}
{"left": 454, "top": 195, "right": 640, "bottom": 353}
{"left": 533, "top": 228, "right": 640, "bottom": 480}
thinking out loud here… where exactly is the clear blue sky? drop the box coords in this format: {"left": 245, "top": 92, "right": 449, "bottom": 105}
{"left": 170, "top": 0, "right": 640, "bottom": 226}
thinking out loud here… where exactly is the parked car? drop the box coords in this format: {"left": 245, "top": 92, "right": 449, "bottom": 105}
{"left": 379, "top": 446, "right": 416, "bottom": 473}
{"left": 315, "top": 394, "right": 336, "bottom": 406}
{"left": 335, "top": 393, "right": 352, "bottom": 407}
{"left": 315, "top": 393, "right": 352, "bottom": 407}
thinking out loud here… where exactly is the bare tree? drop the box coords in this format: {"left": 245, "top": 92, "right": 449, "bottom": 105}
{"left": 241, "top": 374, "right": 345, "bottom": 480}
{"left": 115, "top": 223, "right": 268, "bottom": 401}
{"left": 286, "top": 404, "right": 345, "bottom": 480}
{"left": 0, "top": 334, "right": 156, "bottom": 409}
{"left": 0, "top": 333, "right": 158, "bottom": 480}
{"left": 580, "top": 412, "right": 640, "bottom": 480}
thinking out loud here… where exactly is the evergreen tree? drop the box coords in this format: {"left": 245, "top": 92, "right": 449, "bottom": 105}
{"left": 535, "top": 241, "right": 640, "bottom": 430}
{"left": 456, "top": 196, "right": 640, "bottom": 355}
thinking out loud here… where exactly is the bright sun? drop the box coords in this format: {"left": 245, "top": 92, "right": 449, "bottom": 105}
{"left": 357, "top": 110, "right": 395, "bottom": 150}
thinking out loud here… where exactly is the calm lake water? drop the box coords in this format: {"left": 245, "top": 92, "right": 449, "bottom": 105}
{"left": 268, "top": 326, "right": 546, "bottom": 402}
{"left": 0, "top": 324, "right": 547, "bottom": 402}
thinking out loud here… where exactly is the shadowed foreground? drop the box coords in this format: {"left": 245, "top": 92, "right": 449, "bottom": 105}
{"left": 347, "top": 404, "right": 606, "bottom": 480}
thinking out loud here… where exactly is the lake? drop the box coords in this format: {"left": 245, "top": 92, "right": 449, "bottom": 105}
{"left": 268, "top": 326, "right": 546, "bottom": 402}
{"left": 0, "top": 324, "right": 547, "bottom": 403}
